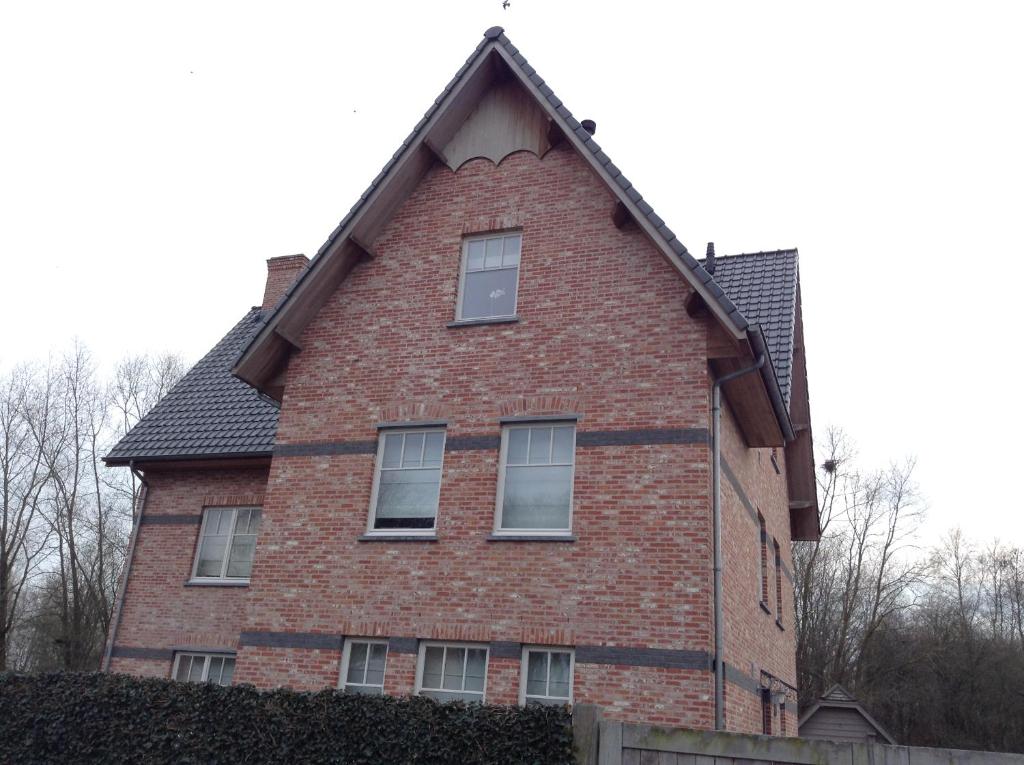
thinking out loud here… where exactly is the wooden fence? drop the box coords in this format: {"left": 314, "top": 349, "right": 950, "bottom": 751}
{"left": 572, "top": 705, "right": 1024, "bottom": 765}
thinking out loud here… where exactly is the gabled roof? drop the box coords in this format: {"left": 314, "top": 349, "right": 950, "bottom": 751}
{"left": 105, "top": 308, "right": 279, "bottom": 466}
{"left": 231, "top": 26, "right": 792, "bottom": 443}
{"left": 703, "top": 250, "right": 799, "bottom": 406}
{"left": 798, "top": 685, "right": 897, "bottom": 744}
{"left": 105, "top": 29, "right": 809, "bottom": 466}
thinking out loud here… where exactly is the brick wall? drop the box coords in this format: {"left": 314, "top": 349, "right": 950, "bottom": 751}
{"left": 719, "top": 399, "right": 798, "bottom": 733}
{"left": 109, "top": 467, "right": 269, "bottom": 675}
{"left": 110, "top": 145, "right": 797, "bottom": 732}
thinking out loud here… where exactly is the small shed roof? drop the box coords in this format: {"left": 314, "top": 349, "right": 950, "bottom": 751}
{"left": 798, "top": 685, "right": 896, "bottom": 744}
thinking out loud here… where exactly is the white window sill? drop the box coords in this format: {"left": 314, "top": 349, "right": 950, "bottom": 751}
{"left": 446, "top": 316, "right": 519, "bottom": 328}
{"left": 358, "top": 533, "right": 438, "bottom": 542}
{"left": 487, "top": 533, "right": 576, "bottom": 542}
{"left": 185, "top": 578, "right": 250, "bottom": 587}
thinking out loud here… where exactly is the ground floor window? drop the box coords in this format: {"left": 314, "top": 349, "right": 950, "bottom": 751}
{"left": 416, "top": 642, "right": 488, "bottom": 702}
{"left": 520, "top": 646, "right": 573, "bottom": 706}
{"left": 172, "top": 652, "right": 235, "bottom": 686}
{"left": 340, "top": 639, "right": 388, "bottom": 694}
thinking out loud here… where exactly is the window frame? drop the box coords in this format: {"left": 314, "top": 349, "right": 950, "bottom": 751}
{"left": 414, "top": 641, "right": 489, "bottom": 703}
{"left": 338, "top": 638, "right": 389, "bottom": 695}
{"left": 493, "top": 422, "right": 576, "bottom": 537}
{"left": 519, "top": 646, "right": 575, "bottom": 706}
{"left": 757, "top": 512, "right": 770, "bottom": 609}
{"left": 189, "top": 506, "right": 262, "bottom": 583}
{"left": 774, "top": 538, "right": 784, "bottom": 626}
{"left": 366, "top": 427, "right": 447, "bottom": 537}
{"left": 455, "top": 231, "right": 522, "bottom": 322}
{"left": 171, "top": 651, "right": 236, "bottom": 686}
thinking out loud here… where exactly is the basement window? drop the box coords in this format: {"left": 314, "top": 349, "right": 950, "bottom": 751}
{"left": 416, "top": 642, "right": 488, "bottom": 703}
{"left": 191, "top": 507, "right": 261, "bottom": 582}
{"left": 339, "top": 639, "right": 388, "bottom": 695}
{"left": 456, "top": 232, "right": 521, "bottom": 321}
{"left": 367, "top": 429, "right": 446, "bottom": 535}
{"left": 520, "top": 647, "right": 574, "bottom": 706}
{"left": 172, "top": 652, "right": 235, "bottom": 686}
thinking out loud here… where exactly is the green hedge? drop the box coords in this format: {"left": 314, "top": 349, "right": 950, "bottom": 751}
{"left": 0, "top": 672, "right": 574, "bottom": 764}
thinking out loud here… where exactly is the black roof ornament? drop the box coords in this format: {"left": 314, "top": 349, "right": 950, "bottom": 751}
{"left": 705, "top": 242, "right": 716, "bottom": 275}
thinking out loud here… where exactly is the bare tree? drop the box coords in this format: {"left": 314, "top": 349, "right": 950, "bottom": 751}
{"left": 0, "top": 365, "right": 56, "bottom": 670}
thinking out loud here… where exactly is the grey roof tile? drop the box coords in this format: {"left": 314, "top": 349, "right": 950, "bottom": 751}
{"left": 703, "top": 249, "right": 799, "bottom": 405}
{"left": 105, "top": 308, "right": 279, "bottom": 464}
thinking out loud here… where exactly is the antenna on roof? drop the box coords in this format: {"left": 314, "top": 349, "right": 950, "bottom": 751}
{"left": 705, "top": 242, "right": 716, "bottom": 275}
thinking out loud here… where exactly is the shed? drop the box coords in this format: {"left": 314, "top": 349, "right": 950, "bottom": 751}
{"left": 798, "top": 685, "right": 896, "bottom": 744}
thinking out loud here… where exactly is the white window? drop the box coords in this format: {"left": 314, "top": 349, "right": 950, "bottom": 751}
{"left": 191, "top": 507, "right": 261, "bottom": 581}
{"left": 172, "top": 652, "right": 235, "bottom": 686}
{"left": 340, "top": 639, "right": 388, "bottom": 695}
{"left": 368, "top": 429, "right": 446, "bottom": 534}
{"left": 416, "top": 642, "right": 488, "bottom": 703}
{"left": 495, "top": 423, "right": 575, "bottom": 535}
{"left": 457, "top": 232, "right": 521, "bottom": 320}
{"left": 520, "top": 647, "right": 574, "bottom": 706}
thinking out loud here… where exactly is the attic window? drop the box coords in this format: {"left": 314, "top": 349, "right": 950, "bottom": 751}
{"left": 457, "top": 232, "right": 521, "bottom": 321}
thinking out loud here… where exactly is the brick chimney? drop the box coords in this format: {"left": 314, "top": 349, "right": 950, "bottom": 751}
{"left": 262, "top": 254, "right": 309, "bottom": 310}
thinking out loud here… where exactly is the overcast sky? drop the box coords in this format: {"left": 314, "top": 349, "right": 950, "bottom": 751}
{"left": 2, "top": 1, "right": 1021, "bottom": 548}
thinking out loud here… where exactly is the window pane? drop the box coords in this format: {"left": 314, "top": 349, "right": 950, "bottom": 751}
{"left": 207, "top": 509, "right": 228, "bottom": 534}
{"left": 484, "top": 237, "right": 503, "bottom": 269}
{"left": 423, "top": 432, "right": 444, "bottom": 467}
{"left": 374, "top": 468, "right": 440, "bottom": 527}
{"left": 365, "top": 643, "right": 387, "bottom": 686}
{"left": 196, "top": 534, "right": 227, "bottom": 577}
{"left": 187, "top": 656, "right": 205, "bottom": 682}
{"left": 502, "top": 465, "right": 572, "bottom": 529}
{"left": 467, "top": 240, "right": 485, "bottom": 271}
{"left": 443, "top": 647, "right": 465, "bottom": 690}
{"left": 528, "top": 427, "right": 552, "bottom": 465}
{"left": 502, "top": 235, "right": 521, "bottom": 266}
{"left": 174, "top": 656, "right": 192, "bottom": 681}
{"left": 551, "top": 427, "right": 574, "bottom": 464}
{"left": 402, "top": 433, "right": 425, "bottom": 467}
{"left": 207, "top": 657, "right": 224, "bottom": 685}
{"left": 422, "top": 647, "right": 444, "bottom": 689}
{"left": 347, "top": 684, "right": 383, "bottom": 695}
{"left": 507, "top": 428, "right": 529, "bottom": 465}
{"left": 461, "top": 268, "right": 517, "bottom": 319}
{"left": 347, "top": 642, "right": 368, "bottom": 684}
{"left": 421, "top": 689, "right": 481, "bottom": 703}
{"left": 242, "top": 508, "right": 262, "bottom": 535}
{"left": 220, "top": 658, "right": 235, "bottom": 686}
{"left": 382, "top": 434, "right": 403, "bottom": 468}
{"left": 526, "top": 652, "right": 548, "bottom": 696}
{"left": 465, "top": 649, "right": 486, "bottom": 692}
{"left": 548, "top": 652, "right": 571, "bottom": 698}
{"left": 226, "top": 534, "right": 256, "bottom": 578}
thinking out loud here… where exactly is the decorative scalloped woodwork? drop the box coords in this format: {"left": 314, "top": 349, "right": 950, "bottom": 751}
{"left": 440, "top": 79, "right": 551, "bottom": 170}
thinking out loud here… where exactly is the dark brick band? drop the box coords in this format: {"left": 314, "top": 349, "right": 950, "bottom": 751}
{"left": 489, "top": 641, "right": 522, "bottom": 659}
{"left": 274, "top": 441, "right": 376, "bottom": 458}
{"left": 238, "top": 631, "right": 343, "bottom": 650}
{"left": 724, "top": 662, "right": 762, "bottom": 695}
{"left": 110, "top": 645, "right": 174, "bottom": 661}
{"left": 388, "top": 637, "right": 418, "bottom": 654}
{"left": 576, "top": 645, "right": 710, "bottom": 670}
{"left": 274, "top": 427, "right": 709, "bottom": 459}
{"left": 139, "top": 514, "right": 202, "bottom": 526}
{"left": 576, "top": 428, "right": 708, "bottom": 447}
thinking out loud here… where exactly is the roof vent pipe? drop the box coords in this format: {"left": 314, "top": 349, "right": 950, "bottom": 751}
{"left": 581, "top": 119, "right": 597, "bottom": 135}
{"left": 705, "top": 242, "right": 716, "bottom": 275}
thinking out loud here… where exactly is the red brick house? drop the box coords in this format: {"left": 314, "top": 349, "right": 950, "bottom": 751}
{"left": 103, "top": 27, "right": 818, "bottom": 735}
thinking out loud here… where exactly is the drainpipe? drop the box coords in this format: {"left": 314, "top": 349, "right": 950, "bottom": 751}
{"left": 711, "top": 354, "right": 765, "bottom": 730}
{"left": 101, "top": 461, "right": 148, "bottom": 672}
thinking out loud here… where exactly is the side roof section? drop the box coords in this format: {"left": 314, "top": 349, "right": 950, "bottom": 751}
{"left": 104, "top": 308, "right": 279, "bottom": 465}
